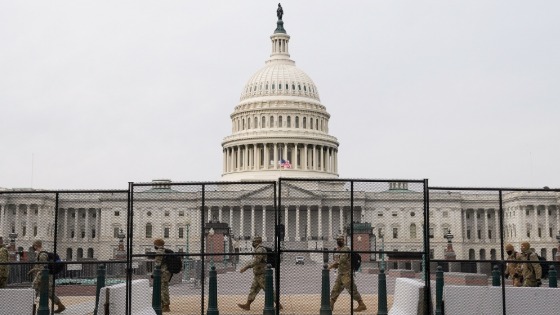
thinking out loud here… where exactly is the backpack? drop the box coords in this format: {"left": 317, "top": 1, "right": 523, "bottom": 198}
{"left": 39, "top": 251, "right": 63, "bottom": 275}
{"left": 263, "top": 246, "right": 278, "bottom": 268}
{"left": 526, "top": 252, "right": 548, "bottom": 280}
{"left": 163, "top": 249, "right": 182, "bottom": 274}
{"left": 351, "top": 252, "right": 362, "bottom": 272}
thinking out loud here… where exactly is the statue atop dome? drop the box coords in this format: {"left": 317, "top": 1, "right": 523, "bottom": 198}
{"left": 277, "top": 3, "right": 283, "bottom": 21}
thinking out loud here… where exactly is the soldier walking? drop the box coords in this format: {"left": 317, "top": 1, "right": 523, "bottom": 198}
{"left": 153, "top": 238, "right": 171, "bottom": 312}
{"left": 519, "top": 241, "right": 542, "bottom": 287}
{"left": 0, "top": 238, "right": 9, "bottom": 288}
{"left": 328, "top": 235, "right": 367, "bottom": 312}
{"left": 28, "top": 240, "right": 66, "bottom": 313}
{"left": 504, "top": 243, "right": 523, "bottom": 287}
{"left": 237, "top": 236, "right": 282, "bottom": 311}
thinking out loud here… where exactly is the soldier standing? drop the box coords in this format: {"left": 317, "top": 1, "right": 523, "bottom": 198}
{"left": 504, "top": 243, "right": 522, "bottom": 287}
{"left": 328, "top": 235, "right": 367, "bottom": 312}
{"left": 519, "top": 241, "right": 542, "bottom": 287}
{"left": 28, "top": 240, "right": 66, "bottom": 313}
{"left": 153, "top": 238, "right": 171, "bottom": 312}
{"left": 237, "top": 236, "right": 282, "bottom": 311}
{"left": 0, "top": 238, "right": 9, "bottom": 288}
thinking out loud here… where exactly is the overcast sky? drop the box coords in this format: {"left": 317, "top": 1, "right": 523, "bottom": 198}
{"left": 1, "top": 1, "right": 559, "bottom": 190}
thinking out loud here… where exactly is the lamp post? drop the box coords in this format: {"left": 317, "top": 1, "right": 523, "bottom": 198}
{"left": 380, "top": 232, "right": 385, "bottom": 271}
{"left": 223, "top": 235, "right": 228, "bottom": 268}
{"left": 371, "top": 233, "right": 377, "bottom": 262}
{"left": 8, "top": 233, "right": 17, "bottom": 262}
{"left": 183, "top": 216, "right": 191, "bottom": 281}
{"left": 208, "top": 228, "right": 215, "bottom": 268}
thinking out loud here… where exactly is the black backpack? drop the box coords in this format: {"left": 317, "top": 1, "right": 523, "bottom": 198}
{"left": 351, "top": 252, "right": 362, "bottom": 272}
{"left": 39, "top": 251, "right": 63, "bottom": 275}
{"left": 163, "top": 249, "right": 182, "bottom": 274}
{"left": 263, "top": 246, "right": 278, "bottom": 268}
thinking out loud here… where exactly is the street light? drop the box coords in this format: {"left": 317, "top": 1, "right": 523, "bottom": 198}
{"left": 370, "top": 233, "right": 377, "bottom": 261}
{"left": 380, "top": 231, "right": 385, "bottom": 271}
{"left": 183, "top": 215, "right": 191, "bottom": 281}
{"left": 208, "top": 228, "right": 215, "bottom": 268}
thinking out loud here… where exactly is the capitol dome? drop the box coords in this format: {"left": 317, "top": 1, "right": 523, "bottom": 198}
{"left": 221, "top": 15, "right": 339, "bottom": 181}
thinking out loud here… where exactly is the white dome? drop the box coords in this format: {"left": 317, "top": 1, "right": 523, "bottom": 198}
{"left": 240, "top": 63, "right": 320, "bottom": 101}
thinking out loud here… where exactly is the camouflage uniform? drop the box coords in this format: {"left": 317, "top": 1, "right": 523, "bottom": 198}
{"left": 0, "top": 245, "right": 8, "bottom": 288}
{"left": 520, "top": 250, "right": 542, "bottom": 287}
{"left": 245, "top": 244, "right": 273, "bottom": 301}
{"left": 154, "top": 247, "right": 171, "bottom": 307}
{"left": 31, "top": 251, "right": 61, "bottom": 304}
{"left": 330, "top": 245, "right": 362, "bottom": 303}
{"left": 505, "top": 251, "right": 522, "bottom": 287}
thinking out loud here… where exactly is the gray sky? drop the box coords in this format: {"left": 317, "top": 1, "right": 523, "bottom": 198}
{"left": 1, "top": 1, "right": 559, "bottom": 190}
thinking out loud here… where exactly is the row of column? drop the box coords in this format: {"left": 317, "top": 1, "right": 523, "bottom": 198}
{"left": 0, "top": 204, "right": 49, "bottom": 239}
{"left": 515, "top": 205, "right": 560, "bottom": 240}
{"left": 462, "top": 209, "right": 500, "bottom": 242}
{"left": 223, "top": 143, "right": 338, "bottom": 173}
{"left": 59, "top": 208, "right": 102, "bottom": 241}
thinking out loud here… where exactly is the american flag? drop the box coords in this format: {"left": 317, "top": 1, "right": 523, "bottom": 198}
{"left": 280, "top": 159, "right": 292, "bottom": 169}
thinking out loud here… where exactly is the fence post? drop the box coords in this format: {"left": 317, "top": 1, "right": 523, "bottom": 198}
{"left": 492, "top": 265, "right": 501, "bottom": 286}
{"left": 549, "top": 265, "right": 557, "bottom": 288}
{"left": 320, "top": 264, "right": 332, "bottom": 315}
{"left": 377, "top": 268, "right": 388, "bottom": 315}
{"left": 93, "top": 264, "right": 106, "bottom": 315}
{"left": 37, "top": 265, "right": 50, "bottom": 315}
{"left": 263, "top": 264, "right": 275, "bottom": 315}
{"left": 152, "top": 265, "right": 162, "bottom": 315}
{"left": 207, "top": 266, "right": 219, "bottom": 315}
{"left": 435, "top": 266, "right": 444, "bottom": 315}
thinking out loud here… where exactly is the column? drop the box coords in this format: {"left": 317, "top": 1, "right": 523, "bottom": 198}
{"left": 273, "top": 144, "right": 278, "bottom": 169}
{"left": 306, "top": 206, "right": 311, "bottom": 239}
{"left": 262, "top": 207, "right": 266, "bottom": 241}
{"left": 254, "top": 144, "right": 258, "bottom": 170}
{"left": 229, "top": 207, "right": 233, "bottom": 230}
{"left": 320, "top": 146, "right": 324, "bottom": 171}
{"left": 463, "top": 209, "right": 468, "bottom": 242}
{"left": 66, "top": 209, "right": 70, "bottom": 239}
{"left": 339, "top": 208, "right": 344, "bottom": 234}
{"left": 521, "top": 206, "right": 527, "bottom": 238}
{"left": 294, "top": 144, "right": 299, "bottom": 170}
{"left": 284, "top": 207, "right": 289, "bottom": 241}
{"left": 219, "top": 207, "right": 223, "bottom": 223}
{"left": 223, "top": 150, "right": 226, "bottom": 173}
{"left": 74, "top": 209, "right": 79, "bottom": 241}
{"left": 240, "top": 207, "right": 245, "bottom": 237}
{"left": 236, "top": 146, "right": 241, "bottom": 170}
{"left": 494, "top": 209, "right": 499, "bottom": 241}
{"left": 207, "top": 207, "right": 212, "bottom": 222}
{"left": 0, "top": 205, "right": 4, "bottom": 236}
{"left": 97, "top": 208, "right": 102, "bottom": 239}
{"left": 474, "top": 209, "right": 478, "bottom": 242}
{"left": 85, "top": 209, "right": 90, "bottom": 241}
{"left": 545, "top": 206, "right": 550, "bottom": 239}
{"left": 534, "top": 206, "right": 538, "bottom": 239}
{"left": 15, "top": 207, "right": 20, "bottom": 236}
{"left": 295, "top": 206, "right": 300, "bottom": 241}
{"left": 483, "top": 209, "right": 488, "bottom": 243}
{"left": 318, "top": 206, "right": 322, "bottom": 239}
{"left": 303, "top": 144, "right": 308, "bottom": 170}
{"left": 251, "top": 206, "right": 255, "bottom": 237}
{"left": 283, "top": 143, "right": 287, "bottom": 161}
{"left": 334, "top": 150, "right": 338, "bottom": 173}
{"left": 328, "top": 207, "right": 333, "bottom": 240}
{"left": 230, "top": 148, "right": 234, "bottom": 172}
{"left": 556, "top": 206, "right": 560, "bottom": 238}
{"left": 26, "top": 206, "right": 31, "bottom": 239}
{"left": 264, "top": 144, "right": 269, "bottom": 170}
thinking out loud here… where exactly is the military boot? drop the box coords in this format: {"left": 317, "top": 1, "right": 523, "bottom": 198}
{"left": 237, "top": 299, "right": 253, "bottom": 311}
{"left": 53, "top": 301, "right": 66, "bottom": 313}
{"left": 276, "top": 302, "right": 283, "bottom": 310}
{"left": 354, "top": 300, "right": 367, "bottom": 312}
{"left": 162, "top": 304, "right": 171, "bottom": 312}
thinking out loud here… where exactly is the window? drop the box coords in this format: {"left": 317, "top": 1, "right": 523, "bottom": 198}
{"left": 429, "top": 228, "right": 434, "bottom": 238}
{"left": 392, "top": 211, "right": 397, "bottom": 217}
{"left": 164, "top": 227, "right": 170, "bottom": 238}
{"left": 538, "top": 228, "right": 542, "bottom": 238}
{"left": 178, "top": 228, "right": 184, "bottom": 239}
{"left": 164, "top": 210, "right": 170, "bottom": 217}
{"left": 287, "top": 116, "right": 291, "bottom": 127}
{"left": 477, "top": 230, "right": 481, "bottom": 239}
{"left": 410, "top": 212, "right": 415, "bottom": 217}
{"left": 303, "top": 117, "right": 306, "bottom": 128}
{"left": 92, "top": 229, "right": 96, "bottom": 239}
{"left": 526, "top": 210, "right": 530, "bottom": 216}
{"left": 114, "top": 227, "right": 120, "bottom": 238}
{"left": 467, "top": 229, "right": 471, "bottom": 239}
{"left": 179, "top": 211, "right": 184, "bottom": 217}
{"left": 393, "top": 228, "right": 398, "bottom": 239}
{"left": 310, "top": 119, "right": 313, "bottom": 129}
{"left": 442, "top": 211, "right": 448, "bottom": 218}
{"left": 278, "top": 116, "right": 283, "bottom": 127}
{"left": 22, "top": 226, "right": 26, "bottom": 237}
{"left": 81, "top": 230, "right": 85, "bottom": 238}
{"left": 488, "top": 230, "right": 492, "bottom": 239}
{"left": 146, "top": 223, "right": 153, "bottom": 239}
{"left": 71, "top": 230, "right": 75, "bottom": 238}
{"left": 476, "top": 212, "right": 480, "bottom": 219}
{"left": 550, "top": 228, "right": 553, "bottom": 237}
{"left": 33, "top": 226, "right": 37, "bottom": 237}
{"left": 147, "top": 211, "right": 152, "bottom": 217}
{"left": 270, "top": 116, "right": 274, "bottom": 127}
{"left": 254, "top": 117, "right": 258, "bottom": 128}
{"left": 295, "top": 117, "right": 299, "bottom": 128}
{"left": 378, "top": 212, "right": 383, "bottom": 217}
{"left": 114, "top": 211, "right": 120, "bottom": 216}
{"left": 466, "top": 213, "right": 470, "bottom": 219}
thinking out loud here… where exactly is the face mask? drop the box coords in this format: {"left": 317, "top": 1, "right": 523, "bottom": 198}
{"left": 337, "top": 241, "right": 344, "bottom": 247}
{"left": 252, "top": 242, "right": 258, "bottom": 248}
{"left": 154, "top": 246, "right": 158, "bottom": 250}
{"left": 506, "top": 251, "right": 512, "bottom": 256}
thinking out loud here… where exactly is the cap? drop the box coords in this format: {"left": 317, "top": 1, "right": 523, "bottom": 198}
{"left": 336, "top": 234, "right": 345, "bottom": 240}
{"left": 521, "top": 241, "right": 530, "bottom": 251}
{"left": 253, "top": 236, "right": 262, "bottom": 242}
{"left": 505, "top": 243, "right": 514, "bottom": 251}
{"left": 153, "top": 238, "right": 165, "bottom": 247}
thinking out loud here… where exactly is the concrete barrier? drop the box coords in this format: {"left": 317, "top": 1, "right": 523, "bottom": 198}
{"left": 444, "top": 285, "right": 560, "bottom": 315}
{"left": 388, "top": 278, "right": 425, "bottom": 315}
{"left": 96, "top": 279, "right": 156, "bottom": 315}
{"left": 0, "top": 288, "right": 35, "bottom": 315}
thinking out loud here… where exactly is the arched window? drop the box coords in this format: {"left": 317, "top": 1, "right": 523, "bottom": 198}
{"left": 278, "top": 82, "right": 282, "bottom": 90}
{"left": 541, "top": 248, "right": 547, "bottom": 260}
{"left": 479, "top": 249, "right": 486, "bottom": 260}
{"left": 242, "top": 119, "right": 245, "bottom": 130}
{"left": 77, "top": 248, "right": 84, "bottom": 259}
{"left": 310, "top": 118, "right": 313, "bottom": 129}
{"left": 87, "top": 248, "right": 94, "bottom": 259}
{"left": 66, "top": 248, "right": 73, "bottom": 261}
{"left": 287, "top": 116, "right": 291, "bottom": 128}
{"left": 262, "top": 116, "right": 266, "bottom": 128}
{"left": 316, "top": 119, "right": 319, "bottom": 130}
{"left": 146, "top": 223, "right": 152, "bottom": 238}
{"left": 410, "top": 223, "right": 417, "bottom": 239}
{"left": 247, "top": 118, "right": 251, "bottom": 129}
{"left": 303, "top": 117, "right": 307, "bottom": 129}
{"left": 254, "top": 117, "right": 258, "bottom": 128}
{"left": 469, "top": 249, "right": 475, "bottom": 260}
{"left": 295, "top": 116, "right": 299, "bottom": 128}
{"left": 490, "top": 249, "right": 496, "bottom": 260}
{"left": 278, "top": 116, "right": 283, "bottom": 127}
{"left": 270, "top": 116, "right": 274, "bottom": 127}
{"left": 292, "top": 84, "right": 295, "bottom": 90}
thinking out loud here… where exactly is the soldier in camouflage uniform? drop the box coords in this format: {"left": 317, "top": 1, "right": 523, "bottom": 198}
{"left": 519, "top": 241, "right": 542, "bottom": 287}
{"left": 28, "top": 240, "right": 66, "bottom": 313}
{"left": 328, "top": 235, "right": 367, "bottom": 312}
{"left": 504, "top": 243, "right": 523, "bottom": 287}
{"left": 153, "top": 238, "right": 171, "bottom": 312}
{"left": 237, "top": 236, "right": 282, "bottom": 311}
{"left": 0, "top": 238, "right": 9, "bottom": 288}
